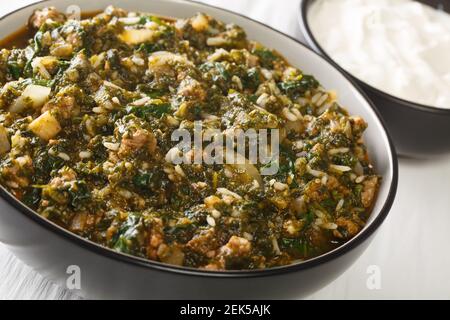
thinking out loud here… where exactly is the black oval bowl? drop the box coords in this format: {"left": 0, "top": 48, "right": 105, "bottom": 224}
{"left": 299, "top": 0, "right": 450, "bottom": 157}
{"left": 0, "top": 0, "right": 398, "bottom": 299}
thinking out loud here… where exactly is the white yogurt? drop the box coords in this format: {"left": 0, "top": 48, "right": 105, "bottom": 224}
{"left": 309, "top": 0, "right": 450, "bottom": 108}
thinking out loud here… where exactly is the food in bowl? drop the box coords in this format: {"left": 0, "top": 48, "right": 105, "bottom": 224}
{"left": 0, "top": 6, "right": 380, "bottom": 270}
{"left": 308, "top": 0, "right": 450, "bottom": 109}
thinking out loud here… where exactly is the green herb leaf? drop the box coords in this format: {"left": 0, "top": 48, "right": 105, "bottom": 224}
{"left": 126, "top": 102, "right": 172, "bottom": 119}
{"left": 279, "top": 75, "right": 320, "bottom": 98}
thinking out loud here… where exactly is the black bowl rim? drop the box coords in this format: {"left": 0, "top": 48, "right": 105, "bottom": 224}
{"left": 299, "top": 0, "right": 450, "bottom": 116}
{"left": 0, "top": 0, "right": 398, "bottom": 278}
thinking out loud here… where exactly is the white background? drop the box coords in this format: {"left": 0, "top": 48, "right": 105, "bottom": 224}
{"left": 1, "top": 0, "right": 450, "bottom": 299}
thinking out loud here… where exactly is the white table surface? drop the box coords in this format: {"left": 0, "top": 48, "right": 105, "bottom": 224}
{"left": 1, "top": 0, "right": 450, "bottom": 300}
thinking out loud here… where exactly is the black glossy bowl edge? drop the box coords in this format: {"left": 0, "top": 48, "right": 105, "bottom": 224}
{"left": 0, "top": 0, "right": 399, "bottom": 279}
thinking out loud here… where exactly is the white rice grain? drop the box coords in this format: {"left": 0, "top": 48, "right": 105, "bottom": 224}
{"left": 322, "top": 222, "right": 338, "bottom": 230}
{"left": 206, "top": 37, "right": 227, "bottom": 46}
{"left": 207, "top": 48, "right": 229, "bottom": 61}
{"left": 111, "top": 97, "right": 120, "bottom": 104}
{"left": 224, "top": 168, "right": 233, "bottom": 178}
{"left": 217, "top": 187, "right": 242, "bottom": 200}
{"left": 293, "top": 140, "right": 304, "bottom": 150}
{"left": 118, "top": 189, "right": 133, "bottom": 199}
{"left": 316, "top": 93, "right": 329, "bottom": 106}
{"left": 131, "top": 56, "right": 145, "bottom": 66}
{"left": 232, "top": 75, "right": 243, "bottom": 90}
{"left": 307, "top": 164, "right": 325, "bottom": 177}
{"left": 311, "top": 92, "right": 322, "bottom": 104}
{"left": 272, "top": 238, "right": 281, "bottom": 255}
{"left": 165, "top": 147, "right": 181, "bottom": 163}
{"left": 336, "top": 199, "right": 344, "bottom": 211}
{"left": 211, "top": 209, "right": 221, "bottom": 219}
{"left": 256, "top": 93, "right": 269, "bottom": 108}
{"left": 330, "top": 164, "right": 352, "bottom": 172}
{"left": 282, "top": 107, "right": 297, "bottom": 122}
{"left": 57, "top": 152, "right": 70, "bottom": 161}
{"left": 206, "top": 215, "right": 216, "bottom": 227}
{"left": 243, "top": 232, "right": 253, "bottom": 241}
{"left": 290, "top": 108, "right": 303, "bottom": 120}
{"left": 355, "top": 175, "right": 366, "bottom": 184}
{"left": 261, "top": 68, "right": 273, "bottom": 80}
{"left": 273, "top": 181, "right": 288, "bottom": 191}
{"left": 328, "top": 147, "right": 350, "bottom": 155}
{"left": 103, "top": 142, "right": 120, "bottom": 151}
{"left": 315, "top": 210, "right": 326, "bottom": 218}
{"left": 354, "top": 161, "right": 364, "bottom": 176}
{"left": 131, "top": 96, "right": 151, "bottom": 106}
{"left": 92, "top": 107, "right": 105, "bottom": 114}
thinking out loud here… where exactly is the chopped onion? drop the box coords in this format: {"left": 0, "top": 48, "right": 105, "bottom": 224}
{"left": 118, "top": 29, "right": 154, "bottom": 45}
{"left": 225, "top": 149, "right": 263, "bottom": 187}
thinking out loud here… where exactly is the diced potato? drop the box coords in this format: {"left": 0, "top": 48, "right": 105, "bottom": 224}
{"left": 191, "top": 14, "right": 209, "bottom": 32}
{"left": 28, "top": 111, "right": 61, "bottom": 140}
{"left": 118, "top": 29, "right": 154, "bottom": 45}
{"left": 9, "top": 84, "right": 51, "bottom": 113}
{"left": 0, "top": 125, "right": 10, "bottom": 155}
{"left": 24, "top": 85, "right": 51, "bottom": 109}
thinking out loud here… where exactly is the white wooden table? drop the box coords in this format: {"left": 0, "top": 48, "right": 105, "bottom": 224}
{"left": 1, "top": 0, "right": 450, "bottom": 300}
